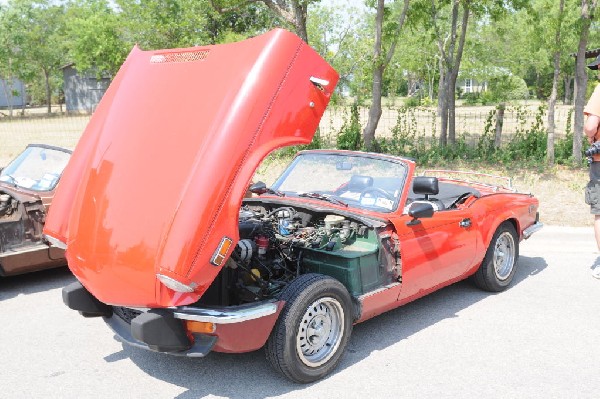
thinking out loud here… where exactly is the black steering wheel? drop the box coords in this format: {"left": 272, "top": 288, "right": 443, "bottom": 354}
{"left": 359, "top": 187, "right": 394, "bottom": 201}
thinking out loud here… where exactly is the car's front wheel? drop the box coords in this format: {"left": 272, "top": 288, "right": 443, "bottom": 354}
{"left": 472, "top": 222, "right": 519, "bottom": 292}
{"left": 266, "top": 273, "right": 353, "bottom": 383}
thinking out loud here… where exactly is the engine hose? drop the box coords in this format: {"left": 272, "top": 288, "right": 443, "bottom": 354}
{"left": 296, "top": 250, "right": 303, "bottom": 277}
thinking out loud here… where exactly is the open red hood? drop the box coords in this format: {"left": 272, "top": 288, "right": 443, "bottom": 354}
{"left": 44, "top": 29, "right": 338, "bottom": 307}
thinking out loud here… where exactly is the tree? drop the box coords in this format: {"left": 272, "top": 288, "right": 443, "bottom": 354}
{"left": 546, "top": 0, "right": 565, "bottom": 165}
{"left": 362, "top": 0, "right": 410, "bottom": 150}
{"left": 64, "top": 0, "right": 128, "bottom": 78}
{"left": 0, "top": 5, "right": 20, "bottom": 116}
{"left": 307, "top": 2, "right": 371, "bottom": 99}
{"left": 431, "top": 0, "right": 469, "bottom": 146}
{"left": 7, "top": 0, "right": 67, "bottom": 113}
{"left": 574, "top": 0, "right": 598, "bottom": 164}
{"left": 116, "top": 0, "right": 214, "bottom": 49}
{"left": 210, "top": 0, "right": 319, "bottom": 43}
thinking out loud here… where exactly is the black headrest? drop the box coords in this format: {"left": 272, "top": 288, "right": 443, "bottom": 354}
{"left": 347, "top": 175, "right": 373, "bottom": 191}
{"left": 413, "top": 176, "right": 439, "bottom": 196}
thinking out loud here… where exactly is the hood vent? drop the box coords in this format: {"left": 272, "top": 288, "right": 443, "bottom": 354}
{"left": 150, "top": 50, "right": 210, "bottom": 64}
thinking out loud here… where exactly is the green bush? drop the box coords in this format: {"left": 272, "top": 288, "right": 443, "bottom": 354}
{"left": 336, "top": 102, "right": 363, "bottom": 150}
{"left": 329, "top": 104, "right": 585, "bottom": 168}
{"left": 403, "top": 96, "right": 421, "bottom": 108}
{"left": 488, "top": 75, "right": 530, "bottom": 102}
{"left": 462, "top": 92, "right": 480, "bottom": 105}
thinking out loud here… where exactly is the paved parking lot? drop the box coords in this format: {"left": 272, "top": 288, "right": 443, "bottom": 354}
{"left": 1, "top": 225, "right": 599, "bottom": 399}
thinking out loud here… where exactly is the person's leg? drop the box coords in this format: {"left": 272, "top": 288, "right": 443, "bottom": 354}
{"left": 593, "top": 215, "right": 600, "bottom": 279}
{"left": 594, "top": 215, "right": 600, "bottom": 251}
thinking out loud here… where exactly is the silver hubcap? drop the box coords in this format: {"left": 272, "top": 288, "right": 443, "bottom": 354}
{"left": 296, "top": 297, "right": 344, "bottom": 367}
{"left": 493, "top": 231, "right": 515, "bottom": 281}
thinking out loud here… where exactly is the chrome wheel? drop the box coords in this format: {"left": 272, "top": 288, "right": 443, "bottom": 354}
{"left": 296, "top": 297, "right": 344, "bottom": 367}
{"left": 266, "top": 274, "right": 353, "bottom": 383}
{"left": 493, "top": 231, "right": 516, "bottom": 281}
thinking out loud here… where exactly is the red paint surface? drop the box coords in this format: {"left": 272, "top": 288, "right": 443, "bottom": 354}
{"left": 44, "top": 29, "right": 339, "bottom": 307}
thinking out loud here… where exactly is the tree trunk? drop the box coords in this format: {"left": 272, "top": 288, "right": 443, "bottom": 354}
{"left": 433, "top": 0, "right": 469, "bottom": 146}
{"left": 43, "top": 67, "right": 52, "bottom": 114}
{"left": 495, "top": 103, "right": 505, "bottom": 148}
{"left": 362, "top": 0, "right": 384, "bottom": 151}
{"left": 446, "top": 2, "right": 469, "bottom": 145}
{"left": 291, "top": 0, "right": 308, "bottom": 43}
{"left": 257, "top": 0, "right": 309, "bottom": 43}
{"left": 439, "top": 88, "right": 448, "bottom": 146}
{"left": 573, "top": 0, "right": 597, "bottom": 164}
{"left": 564, "top": 75, "right": 573, "bottom": 104}
{"left": 364, "top": 68, "right": 384, "bottom": 150}
{"left": 547, "top": 75, "right": 558, "bottom": 165}
{"left": 547, "top": 0, "right": 565, "bottom": 165}
{"left": 0, "top": 79, "right": 12, "bottom": 117}
{"left": 437, "top": 58, "right": 445, "bottom": 117}
{"left": 362, "top": 0, "right": 410, "bottom": 150}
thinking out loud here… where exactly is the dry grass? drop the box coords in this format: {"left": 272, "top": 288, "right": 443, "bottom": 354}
{"left": 0, "top": 114, "right": 87, "bottom": 165}
{"left": 473, "top": 164, "right": 591, "bottom": 227}
{"left": 0, "top": 109, "right": 591, "bottom": 227}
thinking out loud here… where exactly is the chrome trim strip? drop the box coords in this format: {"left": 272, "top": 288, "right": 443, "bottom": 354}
{"left": 357, "top": 282, "right": 401, "bottom": 301}
{"left": 172, "top": 301, "right": 279, "bottom": 324}
{"left": 43, "top": 234, "right": 67, "bottom": 250}
{"left": 523, "top": 222, "right": 543, "bottom": 239}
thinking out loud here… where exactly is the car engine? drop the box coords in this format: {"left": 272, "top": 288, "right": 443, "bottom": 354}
{"left": 197, "top": 201, "right": 401, "bottom": 306}
{"left": 0, "top": 191, "right": 46, "bottom": 252}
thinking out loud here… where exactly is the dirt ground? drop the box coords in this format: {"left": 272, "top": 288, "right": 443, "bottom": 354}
{"left": 496, "top": 165, "right": 591, "bottom": 227}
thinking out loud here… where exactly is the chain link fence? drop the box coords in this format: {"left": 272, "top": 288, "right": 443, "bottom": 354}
{"left": 319, "top": 104, "right": 574, "bottom": 148}
{"left": 0, "top": 103, "right": 575, "bottom": 166}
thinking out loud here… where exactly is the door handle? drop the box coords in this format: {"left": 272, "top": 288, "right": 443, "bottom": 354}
{"left": 459, "top": 218, "right": 472, "bottom": 228}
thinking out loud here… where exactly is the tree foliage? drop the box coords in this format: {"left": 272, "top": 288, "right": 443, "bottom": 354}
{"left": 0, "top": 0, "right": 598, "bottom": 165}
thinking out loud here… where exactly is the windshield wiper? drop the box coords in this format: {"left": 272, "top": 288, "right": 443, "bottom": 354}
{"left": 248, "top": 181, "right": 285, "bottom": 197}
{"left": 298, "top": 192, "right": 348, "bottom": 207}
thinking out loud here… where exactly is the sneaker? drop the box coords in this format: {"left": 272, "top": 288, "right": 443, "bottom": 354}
{"left": 593, "top": 267, "right": 600, "bottom": 279}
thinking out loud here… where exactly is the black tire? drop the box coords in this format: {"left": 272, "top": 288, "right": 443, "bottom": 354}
{"left": 472, "top": 222, "right": 519, "bottom": 292}
{"left": 265, "top": 273, "right": 353, "bottom": 383}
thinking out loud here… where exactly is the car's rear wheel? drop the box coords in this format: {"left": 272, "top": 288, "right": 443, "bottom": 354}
{"left": 472, "top": 222, "right": 519, "bottom": 292}
{"left": 265, "top": 273, "right": 353, "bottom": 383}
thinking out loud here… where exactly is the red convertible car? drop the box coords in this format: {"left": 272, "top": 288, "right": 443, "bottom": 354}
{"left": 44, "top": 29, "right": 542, "bottom": 383}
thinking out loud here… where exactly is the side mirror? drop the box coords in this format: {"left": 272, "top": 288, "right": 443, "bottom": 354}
{"left": 248, "top": 181, "right": 268, "bottom": 195}
{"left": 406, "top": 202, "right": 434, "bottom": 226}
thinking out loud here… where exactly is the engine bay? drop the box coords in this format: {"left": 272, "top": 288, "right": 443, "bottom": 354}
{"left": 197, "top": 200, "right": 401, "bottom": 306}
{"left": 0, "top": 191, "right": 46, "bottom": 252}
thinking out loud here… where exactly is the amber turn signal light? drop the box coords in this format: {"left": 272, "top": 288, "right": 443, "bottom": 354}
{"left": 185, "top": 320, "right": 216, "bottom": 334}
{"left": 210, "top": 237, "right": 233, "bottom": 266}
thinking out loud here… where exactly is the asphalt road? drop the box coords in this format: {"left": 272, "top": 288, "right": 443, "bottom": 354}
{"left": 1, "top": 225, "right": 599, "bottom": 399}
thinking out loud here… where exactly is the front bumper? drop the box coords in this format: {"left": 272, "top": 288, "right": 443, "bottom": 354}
{"left": 105, "top": 309, "right": 217, "bottom": 357}
{"left": 62, "top": 281, "right": 283, "bottom": 356}
{"left": 523, "top": 221, "right": 543, "bottom": 239}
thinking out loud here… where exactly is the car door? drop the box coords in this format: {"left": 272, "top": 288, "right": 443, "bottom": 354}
{"left": 392, "top": 207, "right": 478, "bottom": 300}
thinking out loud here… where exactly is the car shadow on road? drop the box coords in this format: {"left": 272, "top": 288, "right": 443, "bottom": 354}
{"left": 112, "top": 255, "right": 547, "bottom": 398}
{"left": 0, "top": 266, "right": 73, "bottom": 301}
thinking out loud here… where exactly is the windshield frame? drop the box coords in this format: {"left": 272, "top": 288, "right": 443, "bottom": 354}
{"left": 271, "top": 150, "right": 409, "bottom": 213}
{"left": 0, "top": 144, "right": 72, "bottom": 192}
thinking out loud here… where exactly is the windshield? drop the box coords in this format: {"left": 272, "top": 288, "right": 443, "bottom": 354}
{"left": 0, "top": 146, "right": 71, "bottom": 192}
{"left": 271, "top": 152, "right": 408, "bottom": 212}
